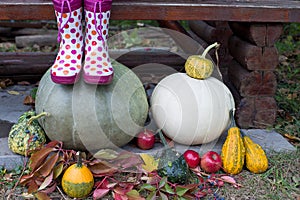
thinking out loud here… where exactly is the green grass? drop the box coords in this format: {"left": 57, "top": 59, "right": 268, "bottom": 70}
{"left": 218, "top": 149, "right": 300, "bottom": 200}
{"left": 274, "top": 23, "right": 300, "bottom": 139}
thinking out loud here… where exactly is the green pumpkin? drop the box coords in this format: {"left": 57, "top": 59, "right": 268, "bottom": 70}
{"left": 8, "top": 111, "right": 47, "bottom": 156}
{"left": 35, "top": 61, "right": 148, "bottom": 151}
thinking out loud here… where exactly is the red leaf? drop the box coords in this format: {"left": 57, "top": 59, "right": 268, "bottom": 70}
{"left": 27, "top": 180, "right": 39, "bottom": 193}
{"left": 114, "top": 184, "right": 134, "bottom": 195}
{"left": 38, "top": 171, "right": 53, "bottom": 191}
{"left": 89, "top": 161, "right": 118, "bottom": 176}
{"left": 95, "top": 177, "right": 110, "bottom": 189}
{"left": 63, "top": 149, "right": 76, "bottom": 162}
{"left": 113, "top": 192, "right": 128, "bottom": 200}
{"left": 111, "top": 152, "right": 143, "bottom": 172}
{"left": 93, "top": 188, "right": 110, "bottom": 200}
{"left": 29, "top": 147, "right": 57, "bottom": 171}
{"left": 220, "top": 176, "right": 236, "bottom": 184}
{"left": 20, "top": 173, "right": 35, "bottom": 185}
{"left": 35, "top": 153, "right": 59, "bottom": 177}
{"left": 40, "top": 181, "right": 57, "bottom": 194}
{"left": 122, "top": 156, "right": 143, "bottom": 169}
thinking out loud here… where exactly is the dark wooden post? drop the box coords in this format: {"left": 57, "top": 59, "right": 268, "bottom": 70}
{"left": 228, "top": 22, "right": 283, "bottom": 128}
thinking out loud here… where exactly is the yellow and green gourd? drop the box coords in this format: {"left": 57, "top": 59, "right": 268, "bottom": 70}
{"left": 8, "top": 111, "right": 47, "bottom": 156}
{"left": 62, "top": 152, "right": 94, "bottom": 198}
{"left": 243, "top": 134, "right": 268, "bottom": 173}
{"left": 221, "top": 110, "right": 245, "bottom": 175}
{"left": 185, "top": 42, "right": 220, "bottom": 79}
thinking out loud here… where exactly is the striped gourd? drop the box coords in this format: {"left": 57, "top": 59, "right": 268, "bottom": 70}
{"left": 221, "top": 110, "right": 245, "bottom": 175}
{"left": 243, "top": 136, "right": 268, "bottom": 173}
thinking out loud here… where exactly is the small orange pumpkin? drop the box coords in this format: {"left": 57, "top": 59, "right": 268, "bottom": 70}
{"left": 62, "top": 152, "right": 94, "bottom": 198}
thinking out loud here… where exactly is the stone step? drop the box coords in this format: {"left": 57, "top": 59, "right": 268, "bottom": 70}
{"left": 0, "top": 83, "right": 296, "bottom": 171}
{"left": 0, "top": 84, "right": 35, "bottom": 138}
{"left": 124, "top": 129, "right": 297, "bottom": 156}
{"left": 1, "top": 128, "right": 296, "bottom": 171}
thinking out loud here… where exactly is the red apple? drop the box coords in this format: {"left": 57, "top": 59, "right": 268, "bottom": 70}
{"left": 137, "top": 129, "right": 155, "bottom": 150}
{"left": 183, "top": 150, "right": 200, "bottom": 168}
{"left": 200, "top": 151, "right": 222, "bottom": 173}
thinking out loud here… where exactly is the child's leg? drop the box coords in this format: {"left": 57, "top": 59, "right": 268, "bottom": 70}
{"left": 51, "top": 0, "right": 84, "bottom": 84}
{"left": 83, "top": 0, "right": 113, "bottom": 85}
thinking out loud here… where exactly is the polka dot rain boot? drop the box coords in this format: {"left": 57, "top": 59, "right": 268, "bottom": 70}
{"left": 83, "top": 0, "right": 113, "bottom": 85}
{"left": 51, "top": 0, "right": 84, "bottom": 84}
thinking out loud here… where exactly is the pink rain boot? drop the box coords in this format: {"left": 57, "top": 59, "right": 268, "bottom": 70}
{"left": 83, "top": 0, "right": 113, "bottom": 85}
{"left": 51, "top": 0, "right": 84, "bottom": 84}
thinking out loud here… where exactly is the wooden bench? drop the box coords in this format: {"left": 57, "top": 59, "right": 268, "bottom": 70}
{"left": 1, "top": 0, "right": 300, "bottom": 129}
{"left": 0, "top": 0, "right": 299, "bottom": 21}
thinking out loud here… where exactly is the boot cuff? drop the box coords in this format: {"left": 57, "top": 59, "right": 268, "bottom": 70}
{"left": 52, "top": 0, "right": 82, "bottom": 13}
{"left": 84, "top": 0, "right": 112, "bottom": 12}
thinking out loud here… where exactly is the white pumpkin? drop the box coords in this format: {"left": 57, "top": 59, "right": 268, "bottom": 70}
{"left": 150, "top": 73, "right": 235, "bottom": 145}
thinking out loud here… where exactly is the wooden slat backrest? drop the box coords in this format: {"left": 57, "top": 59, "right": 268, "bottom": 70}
{"left": 0, "top": 0, "right": 300, "bottom": 22}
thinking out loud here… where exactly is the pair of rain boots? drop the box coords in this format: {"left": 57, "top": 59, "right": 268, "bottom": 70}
{"left": 51, "top": 0, "right": 113, "bottom": 85}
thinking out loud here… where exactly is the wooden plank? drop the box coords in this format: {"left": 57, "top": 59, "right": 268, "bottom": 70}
{"left": 15, "top": 35, "right": 57, "bottom": 48}
{"left": 189, "top": 21, "right": 218, "bottom": 44}
{"left": 235, "top": 96, "right": 277, "bottom": 128}
{"left": 0, "top": 49, "right": 185, "bottom": 81}
{"left": 0, "top": 21, "right": 55, "bottom": 28}
{"left": 11, "top": 28, "right": 57, "bottom": 36}
{"left": 236, "top": 97, "right": 255, "bottom": 128}
{"left": 266, "top": 24, "right": 283, "bottom": 46}
{"left": 228, "top": 59, "right": 250, "bottom": 95}
{"left": 254, "top": 97, "right": 277, "bottom": 128}
{"left": 0, "top": 27, "right": 11, "bottom": 37}
{"left": 0, "top": 0, "right": 299, "bottom": 22}
{"left": 229, "top": 22, "right": 267, "bottom": 47}
{"left": 229, "top": 36, "right": 279, "bottom": 70}
{"left": 228, "top": 60, "right": 277, "bottom": 97}
{"left": 229, "top": 22, "right": 283, "bottom": 47}
{"left": 0, "top": 74, "right": 43, "bottom": 83}
{"left": 0, "top": 52, "right": 55, "bottom": 75}
{"left": 262, "top": 47, "right": 279, "bottom": 70}
{"left": 229, "top": 36, "right": 262, "bottom": 70}
{"left": 254, "top": 109, "right": 277, "bottom": 128}
{"left": 213, "top": 21, "right": 234, "bottom": 66}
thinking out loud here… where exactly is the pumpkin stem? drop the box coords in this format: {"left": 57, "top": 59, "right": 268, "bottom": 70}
{"left": 229, "top": 109, "right": 237, "bottom": 128}
{"left": 229, "top": 109, "right": 245, "bottom": 138}
{"left": 27, "top": 112, "right": 50, "bottom": 125}
{"left": 158, "top": 130, "right": 169, "bottom": 147}
{"left": 76, "top": 151, "right": 83, "bottom": 167}
{"left": 201, "top": 42, "right": 220, "bottom": 58}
